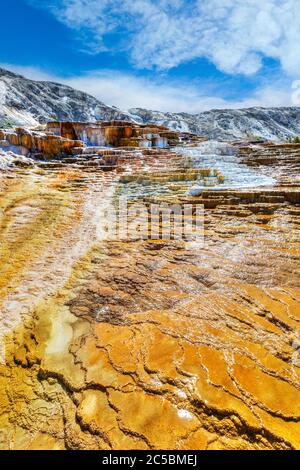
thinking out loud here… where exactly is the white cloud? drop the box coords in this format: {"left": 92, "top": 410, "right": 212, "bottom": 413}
{"left": 1, "top": 64, "right": 294, "bottom": 113}
{"left": 65, "top": 71, "right": 294, "bottom": 112}
{"left": 27, "top": 0, "right": 300, "bottom": 76}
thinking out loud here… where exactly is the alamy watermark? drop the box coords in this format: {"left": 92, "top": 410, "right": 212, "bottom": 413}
{"left": 97, "top": 196, "right": 204, "bottom": 246}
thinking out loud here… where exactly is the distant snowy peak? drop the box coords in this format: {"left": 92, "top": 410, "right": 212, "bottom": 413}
{"left": 129, "top": 107, "right": 300, "bottom": 142}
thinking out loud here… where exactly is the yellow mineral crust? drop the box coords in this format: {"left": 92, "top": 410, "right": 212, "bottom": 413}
{"left": 0, "top": 145, "right": 299, "bottom": 450}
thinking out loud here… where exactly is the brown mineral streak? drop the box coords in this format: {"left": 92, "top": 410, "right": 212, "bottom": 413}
{"left": 0, "top": 133, "right": 299, "bottom": 451}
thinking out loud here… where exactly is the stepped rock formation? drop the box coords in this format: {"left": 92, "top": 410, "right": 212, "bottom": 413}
{"left": 0, "top": 136, "right": 299, "bottom": 450}
{"left": 0, "top": 149, "right": 34, "bottom": 170}
{"left": 47, "top": 120, "right": 198, "bottom": 149}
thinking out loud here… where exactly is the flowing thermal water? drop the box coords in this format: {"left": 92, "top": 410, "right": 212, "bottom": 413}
{"left": 177, "top": 141, "right": 275, "bottom": 189}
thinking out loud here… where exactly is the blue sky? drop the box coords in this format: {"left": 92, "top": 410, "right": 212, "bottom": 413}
{"left": 1, "top": 0, "right": 299, "bottom": 112}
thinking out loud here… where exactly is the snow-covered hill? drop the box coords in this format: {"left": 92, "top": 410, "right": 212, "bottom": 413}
{"left": 0, "top": 68, "right": 133, "bottom": 128}
{"left": 129, "top": 107, "right": 300, "bottom": 142}
{"left": 1, "top": 67, "right": 300, "bottom": 142}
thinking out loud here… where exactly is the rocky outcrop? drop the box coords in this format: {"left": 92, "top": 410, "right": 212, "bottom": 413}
{"left": 0, "top": 128, "right": 84, "bottom": 158}
{"left": 0, "top": 121, "right": 198, "bottom": 159}
{"left": 0, "top": 117, "right": 205, "bottom": 160}
{"left": 130, "top": 107, "right": 300, "bottom": 142}
{"left": 0, "top": 149, "right": 34, "bottom": 169}
{"left": 0, "top": 68, "right": 134, "bottom": 128}
{"left": 46, "top": 120, "right": 195, "bottom": 149}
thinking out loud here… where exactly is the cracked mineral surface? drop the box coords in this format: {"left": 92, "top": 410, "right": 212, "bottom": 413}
{"left": 0, "top": 142, "right": 299, "bottom": 450}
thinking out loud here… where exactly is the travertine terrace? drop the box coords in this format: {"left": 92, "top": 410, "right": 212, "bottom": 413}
{"left": 46, "top": 120, "right": 192, "bottom": 149}
{"left": 0, "top": 120, "right": 201, "bottom": 158}
{"left": 0, "top": 123, "right": 299, "bottom": 450}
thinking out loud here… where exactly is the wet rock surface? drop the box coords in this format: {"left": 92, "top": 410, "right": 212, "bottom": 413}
{"left": 2, "top": 66, "right": 300, "bottom": 144}
{"left": 0, "top": 142, "right": 299, "bottom": 450}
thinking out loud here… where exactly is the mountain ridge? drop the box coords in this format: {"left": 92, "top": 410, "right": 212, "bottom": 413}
{"left": 1, "top": 67, "right": 300, "bottom": 142}
{"left": 129, "top": 106, "right": 300, "bottom": 142}
{"left": 0, "top": 67, "right": 133, "bottom": 128}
